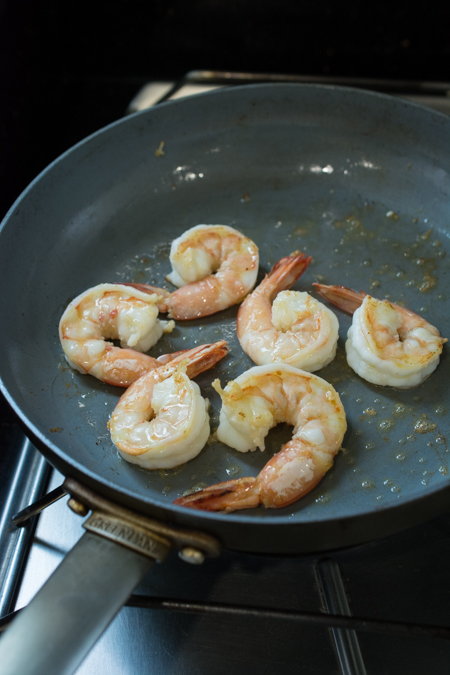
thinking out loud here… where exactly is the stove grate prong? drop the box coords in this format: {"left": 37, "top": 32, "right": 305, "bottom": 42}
{"left": 12, "top": 485, "right": 66, "bottom": 528}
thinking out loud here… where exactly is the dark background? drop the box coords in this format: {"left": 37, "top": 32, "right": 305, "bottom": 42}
{"left": 1, "top": 0, "right": 449, "bottom": 221}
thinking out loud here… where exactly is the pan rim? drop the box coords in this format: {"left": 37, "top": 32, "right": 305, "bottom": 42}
{"left": 2, "top": 78, "right": 450, "bottom": 230}
{"left": 1, "top": 81, "right": 449, "bottom": 546}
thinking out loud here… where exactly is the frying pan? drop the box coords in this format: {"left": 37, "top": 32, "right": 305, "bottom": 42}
{"left": 0, "top": 84, "right": 449, "bottom": 673}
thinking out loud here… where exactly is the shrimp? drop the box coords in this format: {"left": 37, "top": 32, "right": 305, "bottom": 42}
{"left": 236, "top": 253, "right": 339, "bottom": 372}
{"left": 174, "top": 364, "right": 347, "bottom": 511}
{"left": 131, "top": 225, "right": 259, "bottom": 320}
{"left": 59, "top": 283, "right": 176, "bottom": 387}
{"left": 108, "top": 341, "right": 229, "bottom": 469}
{"left": 314, "top": 284, "right": 447, "bottom": 388}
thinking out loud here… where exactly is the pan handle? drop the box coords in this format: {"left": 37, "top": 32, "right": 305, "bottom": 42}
{"left": 0, "top": 531, "right": 156, "bottom": 675}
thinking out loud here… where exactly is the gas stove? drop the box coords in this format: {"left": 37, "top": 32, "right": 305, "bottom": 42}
{"left": 1, "top": 72, "right": 450, "bottom": 674}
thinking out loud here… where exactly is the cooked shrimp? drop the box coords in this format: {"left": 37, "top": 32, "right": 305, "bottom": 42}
{"left": 109, "top": 341, "right": 228, "bottom": 469}
{"left": 314, "top": 284, "right": 447, "bottom": 388}
{"left": 174, "top": 363, "right": 347, "bottom": 511}
{"left": 59, "top": 283, "right": 176, "bottom": 387}
{"left": 237, "top": 253, "right": 339, "bottom": 371}
{"left": 133, "top": 225, "right": 259, "bottom": 320}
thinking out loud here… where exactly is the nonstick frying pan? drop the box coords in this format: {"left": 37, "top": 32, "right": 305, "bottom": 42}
{"left": 0, "top": 84, "right": 449, "bottom": 673}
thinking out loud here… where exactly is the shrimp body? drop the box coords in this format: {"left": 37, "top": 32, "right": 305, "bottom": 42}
{"left": 237, "top": 253, "right": 338, "bottom": 371}
{"left": 109, "top": 341, "right": 228, "bottom": 469}
{"left": 164, "top": 224, "right": 259, "bottom": 320}
{"left": 174, "top": 364, "right": 347, "bottom": 511}
{"left": 314, "top": 284, "right": 446, "bottom": 388}
{"left": 59, "top": 283, "right": 175, "bottom": 387}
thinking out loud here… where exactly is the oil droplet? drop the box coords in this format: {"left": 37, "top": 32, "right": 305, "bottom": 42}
{"left": 436, "top": 436, "right": 446, "bottom": 445}
{"left": 356, "top": 397, "right": 364, "bottom": 404}
{"left": 418, "top": 457, "right": 427, "bottom": 464}
{"left": 376, "top": 495, "right": 383, "bottom": 501}
{"left": 396, "top": 453, "right": 407, "bottom": 462}
{"left": 364, "top": 408, "right": 377, "bottom": 417}
{"left": 362, "top": 480, "right": 375, "bottom": 489}
{"left": 394, "top": 404, "right": 406, "bottom": 415}
{"left": 391, "top": 486, "right": 401, "bottom": 493}
{"left": 435, "top": 405, "right": 446, "bottom": 415}
{"left": 383, "top": 479, "right": 393, "bottom": 487}
{"left": 379, "top": 419, "right": 393, "bottom": 431}
{"left": 162, "top": 486, "right": 171, "bottom": 496}
{"left": 439, "top": 466, "right": 448, "bottom": 475}
{"left": 365, "top": 442, "right": 375, "bottom": 451}
{"left": 186, "top": 482, "right": 208, "bottom": 494}
{"left": 406, "top": 435, "right": 416, "bottom": 442}
{"left": 414, "top": 419, "right": 437, "bottom": 434}
{"left": 315, "top": 495, "right": 330, "bottom": 504}
{"left": 226, "top": 466, "right": 240, "bottom": 477}
{"left": 398, "top": 438, "right": 407, "bottom": 445}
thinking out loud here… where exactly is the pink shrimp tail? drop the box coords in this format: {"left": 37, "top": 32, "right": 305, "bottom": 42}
{"left": 313, "top": 283, "right": 366, "bottom": 315}
{"left": 170, "top": 340, "right": 229, "bottom": 379}
{"left": 104, "top": 340, "right": 227, "bottom": 388}
{"left": 155, "top": 349, "right": 194, "bottom": 365}
{"left": 264, "top": 251, "right": 312, "bottom": 300}
{"left": 174, "top": 477, "right": 260, "bottom": 512}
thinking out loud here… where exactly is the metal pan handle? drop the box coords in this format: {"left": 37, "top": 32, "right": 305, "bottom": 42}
{"left": 0, "top": 480, "right": 220, "bottom": 675}
{"left": 0, "top": 531, "right": 156, "bottom": 675}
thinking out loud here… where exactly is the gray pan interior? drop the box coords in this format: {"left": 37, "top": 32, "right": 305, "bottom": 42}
{"left": 0, "top": 83, "right": 449, "bottom": 554}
